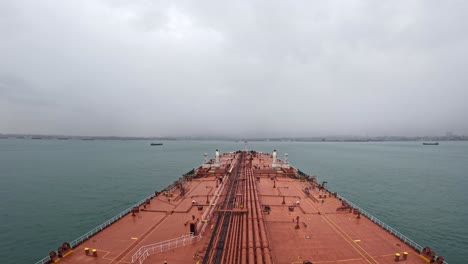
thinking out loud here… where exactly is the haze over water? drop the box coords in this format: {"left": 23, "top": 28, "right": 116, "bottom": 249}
{"left": 0, "top": 139, "right": 466, "bottom": 263}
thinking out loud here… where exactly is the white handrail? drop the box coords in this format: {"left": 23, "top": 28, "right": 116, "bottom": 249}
{"left": 338, "top": 195, "right": 448, "bottom": 264}
{"left": 131, "top": 233, "right": 202, "bottom": 263}
{"left": 34, "top": 193, "right": 155, "bottom": 264}
{"left": 130, "top": 168, "right": 235, "bottom": 264}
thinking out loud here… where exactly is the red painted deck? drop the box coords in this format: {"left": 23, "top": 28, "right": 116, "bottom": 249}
{"left": 45, "top": 151, "right": 439, "bottom": 264}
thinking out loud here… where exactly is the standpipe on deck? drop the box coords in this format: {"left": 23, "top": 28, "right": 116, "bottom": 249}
{"left": 34, "top": 149, "right": 448, "bottom": 264}
{"left": 203, "top": 152, "right": 272, "bottom": 264}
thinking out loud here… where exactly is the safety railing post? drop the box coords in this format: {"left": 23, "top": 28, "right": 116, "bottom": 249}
{"left": 336, "top": 194, "right": 447, "bottom": 264}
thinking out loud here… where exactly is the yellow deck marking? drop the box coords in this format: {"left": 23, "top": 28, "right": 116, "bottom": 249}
{"left": 62, "top": 250, "right": 73, "bottom": 258}
{"left": 131, "top": 237, "right": 138, "bottom": 240}
{"left": 354, "top": 239, "right": 361, "bottom": 242}
{"left": 419, "top": 254, "right": 431, "bottom": 263}
{"left": 292, "top": 183, "right": 377, "bottom": 264}
{"left": 294, "top": 258, "right": 364, "bottom": 263}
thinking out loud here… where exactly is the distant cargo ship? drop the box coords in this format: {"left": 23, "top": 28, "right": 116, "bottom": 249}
{"left": 422, "top": 142, "right": 439, "bottom": 145}
{"left": 150, "top": 143, "right": 163, "bottom": 146}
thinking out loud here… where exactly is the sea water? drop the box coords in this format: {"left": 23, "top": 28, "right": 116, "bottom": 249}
{"left": 0, "top": 139, "right": 467, "bottom": 263}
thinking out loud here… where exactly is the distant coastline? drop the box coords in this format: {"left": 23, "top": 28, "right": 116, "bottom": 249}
{"left": 0, "top": 133, "right": 467, "bottom": 142}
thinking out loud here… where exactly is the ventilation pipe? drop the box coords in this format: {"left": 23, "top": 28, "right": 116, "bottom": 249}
{"left": 215, "top": 149, "right": 220, "bottom": 167}
{"left": 272, "top": 149, "right": 277, "bottom": 167}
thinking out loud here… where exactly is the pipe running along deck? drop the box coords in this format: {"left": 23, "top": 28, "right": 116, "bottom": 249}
{"left": 36, "top": 150, "right": 445, "bottom": 264}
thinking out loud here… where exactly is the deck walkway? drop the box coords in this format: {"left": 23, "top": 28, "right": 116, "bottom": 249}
{"left": 39, "top": 151, "right": 442, "bottom": 264}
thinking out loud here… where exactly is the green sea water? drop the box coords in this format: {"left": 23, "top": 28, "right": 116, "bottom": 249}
{"left": 0, "top": 139, "right": 467, "bottom": 263}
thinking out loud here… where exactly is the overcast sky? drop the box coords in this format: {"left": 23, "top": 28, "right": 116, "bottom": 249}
{"left": 1, "top": 1, "right": 467, "bottom": 137}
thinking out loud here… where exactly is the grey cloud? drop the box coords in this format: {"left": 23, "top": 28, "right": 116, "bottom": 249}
{"left": 0, "top": 73, "right": 57, "bottom": 108}
{"left": 1, "top": 0, "right": 467, "bottom": 137}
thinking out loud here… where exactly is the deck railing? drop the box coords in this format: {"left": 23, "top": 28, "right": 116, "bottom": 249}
{"left": 131, "top": 233, "right": 201, "bottom": 264}
{"left": 33, "top": 180, "right": 448, "bottom": 264}
{"left": 33, "top": 193, "right": 155, "bottom": 264}
{"left": 338, "top": 195, "right": 448, "bottom": 264}
{"left": 33, "top": 255, "right": 51, "bottom": 264}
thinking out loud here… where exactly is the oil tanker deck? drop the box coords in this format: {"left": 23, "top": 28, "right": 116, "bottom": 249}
{"left": 36, "top": 150, "right": 446, "bottom": 264}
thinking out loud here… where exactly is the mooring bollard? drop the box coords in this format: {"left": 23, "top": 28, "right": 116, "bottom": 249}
{"left": 403, "top": 252, "right": 408, "bottom": 260}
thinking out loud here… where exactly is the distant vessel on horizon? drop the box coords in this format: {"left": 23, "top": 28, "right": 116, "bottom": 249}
{"left": 150, "top": 143, "right": 163, "bottom": 146}
{"left": 423, "top": 142, "right": 439, "bottom": 145}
